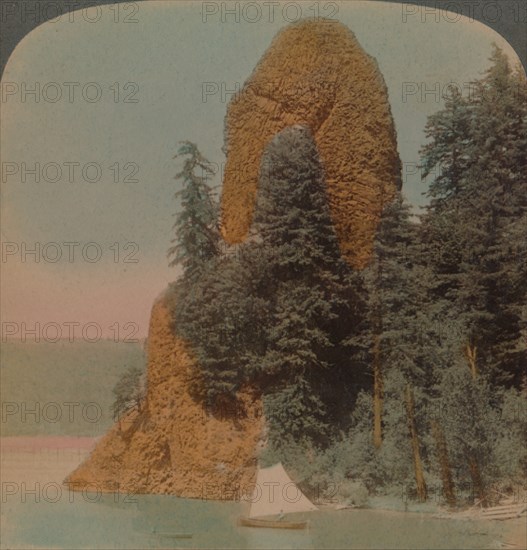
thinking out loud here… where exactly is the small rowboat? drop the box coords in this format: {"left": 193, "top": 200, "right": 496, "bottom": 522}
{"left": 238, "top": 516, "right": 308, "bottom": 530}
{"left": 151, "top": 528, "right": 193, "bottom": 538}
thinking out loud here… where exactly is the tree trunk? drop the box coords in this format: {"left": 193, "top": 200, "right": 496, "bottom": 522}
{"left": 405, "top": 384, "right": 427, "bottom": 502}
{"left": 371, "top": 242, "right": 384, "bottom": 450}
{"left": 464, "top": 347, "right": 486, "bottom": 505}
{"left": 373, "top": 334, "right": 383, "bottom": 449}
{"left": 431, "top": 419, "right": 456, "bottom": 507}
{"left": 468, "top": 454, "right": 486, "bottom": 506}
{"left": 465, "top": 343, "right": 478, "bottom": 380}
{"left": 462, "top": 344, "right": 486, "bottom": 504}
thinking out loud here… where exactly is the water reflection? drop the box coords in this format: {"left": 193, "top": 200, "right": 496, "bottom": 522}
{"left": 2, "top": 493, "right": 505, "bottom": 549}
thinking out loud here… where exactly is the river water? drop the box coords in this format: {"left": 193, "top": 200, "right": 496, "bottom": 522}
{"left": 1, "top": 491, "right": 511, "bottom": 549}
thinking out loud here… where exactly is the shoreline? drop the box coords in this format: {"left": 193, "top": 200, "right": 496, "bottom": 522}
{"left": 2, "top": 435, "right": 525, "bottom": 548}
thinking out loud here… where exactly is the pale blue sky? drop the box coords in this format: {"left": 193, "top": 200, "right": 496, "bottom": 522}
{"left": 1, "top": 1, "right": 522, "bottom": 337}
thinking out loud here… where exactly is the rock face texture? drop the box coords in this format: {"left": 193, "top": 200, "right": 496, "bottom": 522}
{"left": 65, "top": 297, "right": 263, "bottom": 498}
{"left": 220, "top": 18, "right": 401, "bottom": 269}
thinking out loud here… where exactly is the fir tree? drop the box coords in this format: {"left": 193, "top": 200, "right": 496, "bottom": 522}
{"left": 363, "top": 194, "right": 435, "bottom": 498}
{"left": 167, "top": 141, "right": 220, "bottom": 280}
{"left": 417, "top": 46, "right": 527, "bottom": 502}
{"left": 434, "top": 365, "right": 500, "bottom": 505}
{"left": 419, "top": 46, "right": 527, "bottom": 386}
{"left": 364, "top": 195, "right": 436, "bottom": 443}
{"left": 253, "top": 125, "right": 369, "bottom": 447}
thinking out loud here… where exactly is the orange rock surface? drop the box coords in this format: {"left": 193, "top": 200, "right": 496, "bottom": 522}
{"left": 220, "top": 18, "right": 401, "bottom": 269}
{"left": 65, "top": 297, "right": 264, "bottom": 498}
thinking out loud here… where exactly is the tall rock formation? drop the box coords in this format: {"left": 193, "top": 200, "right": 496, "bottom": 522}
{"left": 67, "top": 19, "right": 401, "bottom": 499}
{"left": 220, "top": 18, "right": 401, "bottom": 269}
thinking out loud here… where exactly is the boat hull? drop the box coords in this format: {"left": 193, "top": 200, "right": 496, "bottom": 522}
{"left": 238, "top": 517, "right": 308, "bottom": 529}
{"left": 152, "top": 533, "right": 193, "bottom": 539}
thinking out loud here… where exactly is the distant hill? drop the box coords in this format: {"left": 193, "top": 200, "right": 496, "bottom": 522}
{"left": 0, "top": 340, "right": 146, "bottom": 436}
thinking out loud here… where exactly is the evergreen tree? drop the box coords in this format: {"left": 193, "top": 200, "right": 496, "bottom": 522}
{"left": 364, "top": 195, "right": 436, "bottom": 439}
{"left": 419, "top": 46, "right": 527, "bottom": 386}
{"left": 434, "top": 365, "right": 500, "bottom": 505}
{"left": 363, "top": 194, "right": 436, "bottom": 498}
{"left": 253, "top": 125, "right": 369, "bottom": 447}
{"left": 167, "top": 141, "right": 220, "bottom": 280}
{"left": 417, "top": 46, "right": 527, "bottom": 502}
